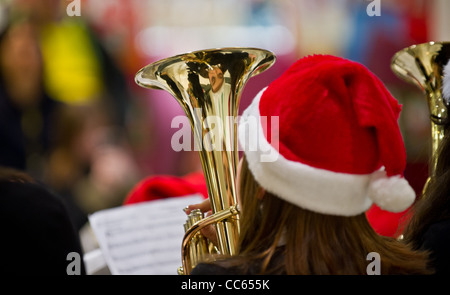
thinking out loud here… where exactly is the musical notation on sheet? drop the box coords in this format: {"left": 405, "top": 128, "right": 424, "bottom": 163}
{"left": 89, "top": 194, "right": 204, "bottom": 275}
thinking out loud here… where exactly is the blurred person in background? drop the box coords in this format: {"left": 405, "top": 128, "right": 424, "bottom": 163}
{"left": 47, "top": 102, "right": 140, "bottom": 223}
{"left": 0, "top": 0, "right": 142, "bottom": 232}
{"left": 0, "top": 16, "right": 58, "bottom": 180}
{"left": 0, "top": 10, "right": 92, "bottom": 266}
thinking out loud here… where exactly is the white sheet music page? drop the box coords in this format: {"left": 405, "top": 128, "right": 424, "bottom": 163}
{"left": 88, "top": 194, "right": 204, "bottom": 275}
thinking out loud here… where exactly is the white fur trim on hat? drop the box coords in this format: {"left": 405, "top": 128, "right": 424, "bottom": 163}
{"left": 238, "top": 88, "right": 415, "bottom": 216}
{"left": 443, "top": 59, "right": 450, "bottom": 104}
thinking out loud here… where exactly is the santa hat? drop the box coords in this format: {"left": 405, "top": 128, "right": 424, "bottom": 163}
{"left": 238, "top": 55, "right": 416, "bottom": 216}
{"left": 123, "top": 172, "right": 208, "bottom": 205}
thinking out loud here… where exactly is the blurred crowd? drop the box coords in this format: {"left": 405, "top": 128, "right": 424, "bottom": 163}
{"left": 0, "top": 0, "right": 141, "bottom": 233}
{"left": 0, "top": 0, "right": 209, "bottom": 240}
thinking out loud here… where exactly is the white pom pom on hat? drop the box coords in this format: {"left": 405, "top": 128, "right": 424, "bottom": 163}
{"left": 367, "top": 170, "right": 416, "bottom": 213}
{"left": 238, "top": 55, "right": 416, "bottom": 216}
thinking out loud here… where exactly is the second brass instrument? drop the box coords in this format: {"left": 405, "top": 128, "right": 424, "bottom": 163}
{"left": 391, "top": 42, "right": 450, "bottom": 179}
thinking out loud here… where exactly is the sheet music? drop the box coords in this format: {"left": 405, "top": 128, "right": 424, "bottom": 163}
{"left": 88, "top": 194, "right": 204, "bottom": 275}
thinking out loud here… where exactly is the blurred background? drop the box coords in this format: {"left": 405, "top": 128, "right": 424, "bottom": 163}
{"left": 0, "top": 0, "right": 449, "bottom": 246}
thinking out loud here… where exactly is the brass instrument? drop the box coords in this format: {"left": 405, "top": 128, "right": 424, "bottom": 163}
{"left": 135, "top": 48, "right": 276, "bottom": 275}
{"left": 391, "top": 41, "right": 450, "bottom": 181}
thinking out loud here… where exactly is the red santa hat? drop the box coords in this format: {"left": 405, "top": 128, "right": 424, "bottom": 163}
{"left": 123, "top": 172, "right": 208, "bottom": 205}
{"left": 238, "top": 55, "right": 416, "bottom": 216}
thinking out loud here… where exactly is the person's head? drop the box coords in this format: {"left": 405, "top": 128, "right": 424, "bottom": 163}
{"left": 238, "top": 55, "right": 415, "bottom": 216}
{"left": 0, "top": 20, "right": 43, "bottom": 108}
{"left": 12, "top": 0, "right": 64, "bottom": 25}
{"left": 208, "top": 65, "right": 224, "bottom": 93}
{"left": 233, "top": 55, "right": 428, "bottom": 274}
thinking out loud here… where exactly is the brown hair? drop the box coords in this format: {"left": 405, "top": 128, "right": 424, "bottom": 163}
{"left": 214, "top": 156, "right": 432, "bottom": 275}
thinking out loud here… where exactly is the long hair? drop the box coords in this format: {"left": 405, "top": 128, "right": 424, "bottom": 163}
{"left": 402, "top": 128, "right": 450, "bottom": 249}
{"left": 217, "top": 156, "right": 431, "bottom": 275}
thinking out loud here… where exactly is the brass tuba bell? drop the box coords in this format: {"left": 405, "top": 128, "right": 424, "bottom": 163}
{"left": 391, "top": 41, "right": 450, "bottom": 181}
{"left": 135, "top": 48, "right": 276, "bottom": 274}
